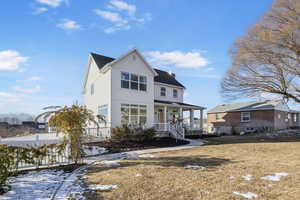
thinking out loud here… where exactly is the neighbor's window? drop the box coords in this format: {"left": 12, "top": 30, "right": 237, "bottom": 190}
{"left": 98, "top": 105, "right": 108, "bottom": 122}
{"left": 121, "top": 72, "right": 130, "bottom": 89}
{"left": 216, "top": 113, "right": 221, "bottom": 120}
{"left": 241, "top": 112, "right": 251, "bottom": 122}
{"left": 121, "top": 104, "right": 147, "bottom": 126}
{"left": 91, "top": 83, "right": 94, "bottom": 95}
{"left": 160, "top": 87, "right": 166, "bottom": 96}
{"left": 278, "top": 114, "right": 281, "bottom": 119}
{"left": 173, "top": 89, "right": 178, "bottom": 98}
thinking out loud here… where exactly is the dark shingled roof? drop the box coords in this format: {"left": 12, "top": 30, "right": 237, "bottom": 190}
{"left": 154, "top": 69, "right": 185, "bottom": 88}
{"left": 90, "top": 53, "right": 115, "bottom": 70}
{"left": 154, "top": 100, "right": 203, "bottom": 109}
{"left": 90, "top": 53, "right": 185, "bottom": 88}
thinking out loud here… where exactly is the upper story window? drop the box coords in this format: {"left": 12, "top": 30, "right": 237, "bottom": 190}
{"left": 160, "top": 87, "right": 166, "bottom": 96}
{"left": 173, "top": 89, "right": 178, "bottom": 98}
{"left": 216, "top": 113, "right": 221, "bottom": 120}
{"left": 98, "top": 105, "right": 108, "bottom": 122}
{"left": 121, "top": 72, "right": 147, "bottom": 91}
{"left": 294, "top": 114, "right": 297, "bottom": 122}
{"left": 91, "top": 83, "right": 94, "bottom": 95}
{"left": 241, "top": 112, "right": 251, "bottom": 122}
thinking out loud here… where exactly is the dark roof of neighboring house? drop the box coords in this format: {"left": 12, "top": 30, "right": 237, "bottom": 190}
{"left": 154, "top": 100, "right": 204, "bottom": 109}
{"left": 90, "top": 52, "right": 185, "bottom": 88}
{"left": 153, "top": 69, "right": 185, "bottom": 88}
{"left": 207, "top": 100, "right": 282, "bottom": 114}
{"left": 90, "top": 53, "right": 115, "bottom": 70}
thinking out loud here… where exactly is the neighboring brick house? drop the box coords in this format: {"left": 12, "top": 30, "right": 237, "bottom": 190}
{"left": 207, "top": 100, "right": 300, "bottom": 135}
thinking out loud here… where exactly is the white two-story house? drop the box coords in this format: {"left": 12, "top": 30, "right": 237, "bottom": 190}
{"left": 83, "top": 49, "right": 205, "bottom": 138}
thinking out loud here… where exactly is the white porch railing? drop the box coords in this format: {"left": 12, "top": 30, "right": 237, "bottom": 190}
{"left": 153, "top": 123, "right": 185, "bottom": 140}
{"left": 84, "top": 127, "right": 111, "bottom": 139}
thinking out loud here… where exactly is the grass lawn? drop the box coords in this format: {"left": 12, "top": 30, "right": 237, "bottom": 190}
{"left": 85, "top": 136, "right": 300, "bottom": 200}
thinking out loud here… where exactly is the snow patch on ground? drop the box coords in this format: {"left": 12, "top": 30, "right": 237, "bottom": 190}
{"left": 139, "top": 154, "right": 156, "bottom": 158}
{"left": 123, "top": 152, "right": 140, "bottom": 160}
{"left": 101, "top": 160, "right": 121, "bottom": 167}
{"left": 0, "top": 170, "right": 70, "bottom": 200}
{"left": 229, "top": 176, "right": 235, "bottom": 180}
{"left": 89, "top": 185, "right": 118, "bottom": 191}
{"left": 261, "top": 172, "right": 289, "bottom": 181}
{"left": 135, "top": 173, "right": 142, "bottom": 177}
{"left": 184, "top": 165, "right": 205, "bottom": 169}
{"left": 82, "top": 145, "right": 107, "bottom": 156}
{"left": 233, "top": 192, "right": 258, "bottom": 199}
{"left": 243, "top": 174, "right": 253, "bottom": 181}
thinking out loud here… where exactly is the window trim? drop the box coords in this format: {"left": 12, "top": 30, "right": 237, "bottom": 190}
{"left": 121, "top": 72, "right": 147, "bottom": 92}
{"left": 173, "top": 89, "right": 178, "bottom": 98}
{"left": 160, "top": 87, "right": 166, "bottom": 96}
{"left": 241, "top": 112, "right": 251, "bottom": 122}
{"left": 121, "top": 104, "right": 147, "bottom": 126}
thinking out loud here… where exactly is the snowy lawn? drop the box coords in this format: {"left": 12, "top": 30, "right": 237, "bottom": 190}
{"left": 0, "top": 165, "right": 86, "bottom": 200}
{"left": 84, "top": 136, "right": 300, "bottom": 200}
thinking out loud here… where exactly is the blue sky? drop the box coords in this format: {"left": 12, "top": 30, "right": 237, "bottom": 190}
{"left": 0, "top": 0, "right": 274, "bottom": 115}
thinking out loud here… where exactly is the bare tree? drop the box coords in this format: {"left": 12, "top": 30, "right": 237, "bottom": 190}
{"left": 222, "top": 0, "right": 300, "bottom": 103}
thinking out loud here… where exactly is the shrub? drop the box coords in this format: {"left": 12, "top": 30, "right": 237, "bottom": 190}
{"left": 111, "top": 126, "right": 156, "bottom": 142}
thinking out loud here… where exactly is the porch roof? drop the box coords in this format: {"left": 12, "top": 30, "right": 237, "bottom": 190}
{"left": 154, "top": 100, "right": 205, "bottom": 110}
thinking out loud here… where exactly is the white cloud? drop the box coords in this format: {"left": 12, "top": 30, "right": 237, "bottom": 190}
{"left": 0, "top": 92, "right": 20, "bottom": 103}
{"left": 57, "top": 19, "right": 81, "bottom": 31}
{"left": 95, "top": 1, "right": 151, "bottom": 34}
{"left": 109, "top": 0, "right": 136, "bottom": 16}
{"left": 0, "top": 50, "right": 29, "bottom": 71}
{"left": 17, "top": 76, "right": 42, "bottom": 82}
{"left": 35, "top": 0, "right": 65, "bottom": 7}
{"left": 94, "top": 10, "right": 127, "bottom": 24}
{"left": 13, "top": 85, "right": 41, "bottom": 94}
{"left": 34, "top": 7, "right": 48, "bottom": 14}
{"left": 146, "top": 50, "right": 209, "bottom": 68}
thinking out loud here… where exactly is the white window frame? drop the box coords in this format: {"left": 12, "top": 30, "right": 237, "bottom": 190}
{"left": 173, "top": 89, "right": 178, "bottom": 98}
{"left": 160, "top": 87, "right": 166, "bottom": 96}
{"left": 121, "top": 72, "right": 147, "bottom": 91}
{"left": 121, "top": 104, "right": 147, "bottom": 126}
{"left": 241, "top": 112, "right": 251, "bottom": 122}
{"left": 98, "top": 105, "right": 108, "bottom": 122}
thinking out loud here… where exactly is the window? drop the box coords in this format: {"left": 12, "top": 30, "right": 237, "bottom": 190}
{"left": 121, "top": 72, "right": 130, "bottom": 89}
{"left": 294, "top": 114, "right": 297, "bottom": 122}
{"left": 139, "top": 76, "right": 147, "bottom": 91}
{"left": 91, "top": 83, "right": 94, "bottom": 95}
{"left": 173, "top": 89, "right": 178, "bottom": 98}
{"left": 121, "top": 72, "right": 147, "bottom": 91}
{"left": 216, "top": 113, "right": 221, "bottom": 120}
{"left": 98, "top": 105, "right": 108, "bottom": 122}
{"left": 130, "top": 74, "right": 139, "bottom": 90}
{"left": 278, "top": 114, "right": 281, "bottom": 119}
{"left": 121, "top": 104, "right": 147, "bottom": 126}
{"left": 160, "top": 87, "right": 166, "bottom": 96}
{"left": 241, "top": 112, "right": 251, "bottom": 122}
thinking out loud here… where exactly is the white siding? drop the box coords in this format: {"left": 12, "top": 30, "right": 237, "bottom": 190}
{"left": 154, "top": 83, "right": 184, "bottom": 103}
{"left": 110, "top": 51, "right": 155, "bottom": 128}
{"left": 83, "top": 58, "right": 112, "bottom": 126}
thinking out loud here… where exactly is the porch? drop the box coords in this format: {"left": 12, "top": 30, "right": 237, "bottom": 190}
{"left": 153, "top": 100, "right": 205, "bottom": 135}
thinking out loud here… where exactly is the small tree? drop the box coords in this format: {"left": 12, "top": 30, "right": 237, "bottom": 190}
{"left": 221, "top": 0, "right": 300, "bottom": 102}
{"left": 36, "top": 105, "right": 98, "bottom": 164}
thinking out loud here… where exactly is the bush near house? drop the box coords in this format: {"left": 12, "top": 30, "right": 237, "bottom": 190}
{"left": 111, "top": 126, "right": 156, "bottom": 142}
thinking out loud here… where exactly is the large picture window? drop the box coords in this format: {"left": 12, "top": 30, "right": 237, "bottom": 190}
{"left": 98, "top": 105, "right": 108, "bottom": 122}
{"left": 121, "top": 104, "right": 147, "bottom": 126}
{"left": 121, "top": 72, "right": 147, "bottom": 91}
{"left": 241, "top": 112, "right": 251, "bottom": 122}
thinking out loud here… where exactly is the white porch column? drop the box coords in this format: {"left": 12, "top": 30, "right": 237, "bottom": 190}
{"left": 190, "top": 109, "right": 194, "bottom": 130}
{"left": 164, "top": 106, "right": 167, "bottom": 131}
{"left": 200, "top": 109, "right": 203, "bottom": 131}
{"left": 179, "top": 107, "right": 183, "bottom": 119}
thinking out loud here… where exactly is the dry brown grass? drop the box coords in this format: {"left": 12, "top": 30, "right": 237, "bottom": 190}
{"left": 85, "top": 136, "right": 300, "bottom": 200}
